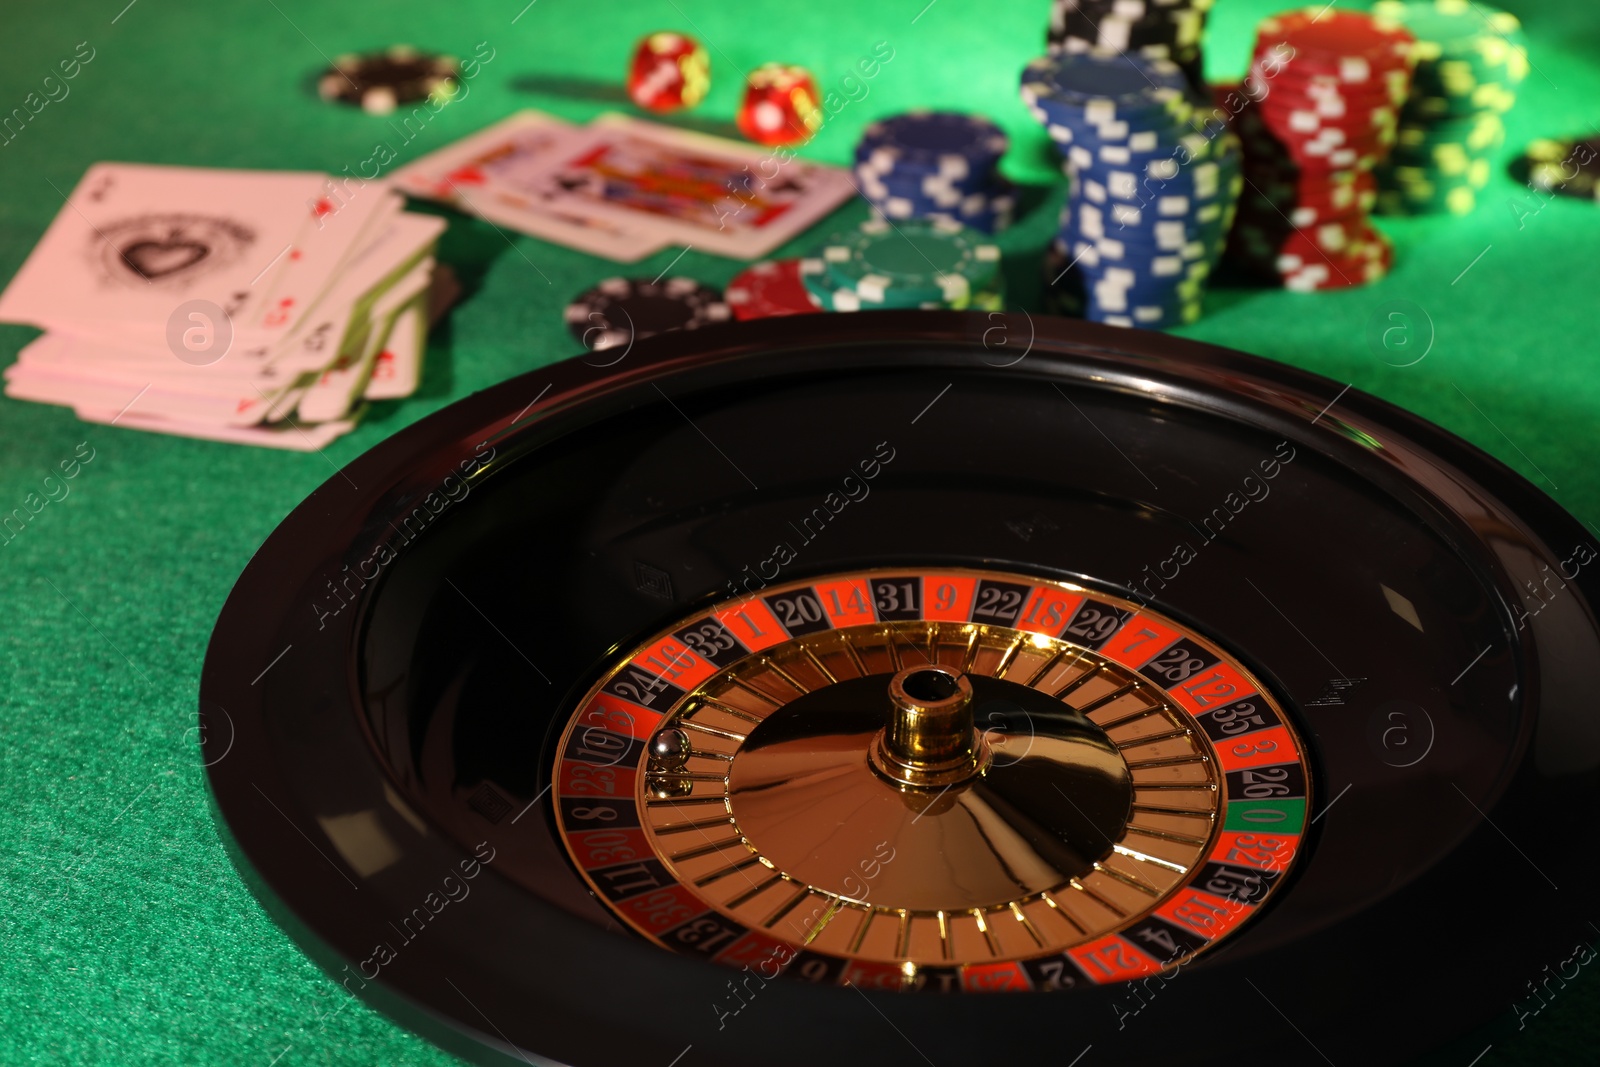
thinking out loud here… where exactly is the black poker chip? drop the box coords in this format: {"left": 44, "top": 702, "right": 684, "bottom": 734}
{"left": 564, "top": 276, "right": 731, "bottom": 353}
{"left": 1509, "top": 134, "right": 1600, "bottom": 202}
{"left": 317, "top": 45, "right": 460, "bottom": 115}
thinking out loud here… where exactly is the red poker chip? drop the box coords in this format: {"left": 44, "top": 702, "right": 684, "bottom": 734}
{"left": 725, "top": 259, "right": 822, "bottom": 321}
{"left": 1279, "top": 221, "right": 1389, "bottom": 262}
{"left": 1255, "top": 124, "right": 1381, "bottom": 153}
{"left": 1259, "top": 86, "right": 1407, "bottom": 121}
{"left": 1240, "top": 176, "right": 1377, "bottom": 212}
{"left": 1272, "top": 108, "right": 1404, "bottom": 136}
{"left": 1234, "top": 212, "right": 1382, "bottom": 249}
{"left": 1255, "top": 44, "right": 1415, "bottom": 83}
{"left": 1228, "top": 217, "right": 1393, "bottom": 290}
{"left": 1253, "top": 9, "right": 1416, "bottom": 68}
{"left": 1258, "top": 65, "right": 1412, "bottom": 101}
{"left": 1278, "top": 234, "right": 1394, "bottom": 291}
{"left": 1236, "top": 195, "right": 1372, "bottom": 232}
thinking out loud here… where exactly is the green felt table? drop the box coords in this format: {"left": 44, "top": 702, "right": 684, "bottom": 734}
{"left": 2, "top": 0, "right": 1597, "bottom": 1064}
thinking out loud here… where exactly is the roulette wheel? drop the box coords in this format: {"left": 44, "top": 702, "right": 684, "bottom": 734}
{"left": 201, "top": 311, "right": 1600, "bottom": 1067}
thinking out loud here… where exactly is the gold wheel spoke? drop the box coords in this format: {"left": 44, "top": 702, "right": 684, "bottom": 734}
{"left": 836, "top": 630, "right": 869, "bottom": 677}
{"left": 1053, "top": 661, "right": 1102, "bottom": 699}
{"left": 1070, "top": 878, "right": 1127, "bottom": 918}
{"left": 994, "top": 633, "right": 1027, "bottom": 679}
{"left": 654, "top": 815, "right": 735, "bottom": 836}
{"left": 762, "top": 884, "right": 811, "bottom": 929}
{"left": 1092, "top": 860, "right": 1161, "bottom": 897}
{"left": 1125, "top": 823, "right": 1209, "bottom": 847}
{"left": 694, "top": 855, "right": 763, "bottom": 887}
{"left": 698, "top": 696, "right": 764, "bottom": 723}
{"left": 801, "top": 645, "right": 838, "bottom": 685}
{"left": 680, "top": 720, "right": 747, "bottom": 742}
{"left": 1009, "top": 901, "right": 1043, "bottom": 947}
{"left": 725, "top": 872, "right": 783, "bottom": 909}
{"left": 763, "top": 658, "right": 811, "bottom": 696}
{"left": 1076, "top": 681, "right": 1138, "bottom": 715}
{"left": 1019, "top": 646, "right": 1067, "bottom": 687}
{"left": 670, "top": 836, "right": 746, "bottom": 862}
{"left": 1113, "top": 727, "right": 1191, "bottom": 748}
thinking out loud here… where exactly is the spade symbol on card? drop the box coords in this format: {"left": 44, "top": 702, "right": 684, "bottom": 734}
{"left": 120, "top": 238, "right": 210, "bottom": 280}
{"left": 92, "top": 213, "right": 257, "bottom": 289}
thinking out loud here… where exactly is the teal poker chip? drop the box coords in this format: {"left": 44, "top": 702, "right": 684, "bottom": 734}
{"left": 810, "top": 218, "right": 1002, "bottom": 309}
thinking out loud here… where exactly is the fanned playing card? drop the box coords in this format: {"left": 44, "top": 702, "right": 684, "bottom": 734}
{"left": 0, "top": 163, "right": 450, "bottom": 446}
{"left": 0, "top": 163, "right": 332, "bottom": 345}
{"left": 392, "top": 110, "right": 667, "bottom": 262}
{"left": 504, "top": 113, "right": 857, "bottom": 258}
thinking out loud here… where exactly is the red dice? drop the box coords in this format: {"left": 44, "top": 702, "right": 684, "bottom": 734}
{"left": 737, "top": 64, "right": 822, "bottom": 146}
{"left": 626, "top": 32, "right": 709, "bottom": 112}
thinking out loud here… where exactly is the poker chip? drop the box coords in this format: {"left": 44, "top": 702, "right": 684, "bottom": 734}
{"left": 1260, "top": 8, "right": 1416, "bottom": 77}
{"left": 318, "top": 46, "right": 461, "bottom": 115}
{"left": 1046, "top": 0, "right": 1214, "bottom": 92}
{"left": 564, "top": 277, "right": 730, "bottom": 352}
{"left": 856, "top": 112, "right": 1008, "bottom": 175}
{"left": 1224, "top": 8, "right": 1417, "bottom": 289}
{"left": 724, "top": 260, "right": 822, "bottom": 321}
{"left": 1509, "top": 134, "right": 1600, "bottom": 203}
{"left": 853, "top": 112, "right": 1014, "bottom": 233}
{"left": 1021, "top": 50, "right": 1239, "bottom": 330}
{"left": 1369, "top": 1, "right": 1528, "bottom": 216}
{"left": 800, "top": 218, "right": 1002, "bottom": 312}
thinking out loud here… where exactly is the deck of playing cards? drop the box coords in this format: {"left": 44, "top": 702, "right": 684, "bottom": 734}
{"left": 0, "top": 162, "right": 448, "bottom": 449}
{"left": 391, "top": 110, "right": 856, "bottom": 262}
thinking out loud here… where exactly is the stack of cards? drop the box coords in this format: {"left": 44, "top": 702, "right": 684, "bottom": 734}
{"left": 392, "top": 111, "right": 857, "bottom": 262}
{"left": 0, "top": 162, "right": 447, "bottom": 449}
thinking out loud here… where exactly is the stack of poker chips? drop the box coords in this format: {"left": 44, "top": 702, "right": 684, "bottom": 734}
{"left": 1047, "top": 0, "right": 1215, "bottom": 92}
{"left": 853, "top": 112, "right": 1016, "bottom": 234}
{"left": 564, "top": 277, "right": 731, "bottom": 352}
{"left": 799, "top": 217, "right": 1004, "bottom": 312}
{"left": 1021, "top": 51, "right": 1241, "bottom": 329}
{"left": 1226, "top": 9, "right": 1417, "bottom": 291}
{"left": 1371, "top": 0, "right": 1528, "bottom": 216}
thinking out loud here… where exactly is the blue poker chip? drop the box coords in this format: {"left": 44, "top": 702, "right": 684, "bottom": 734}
{"left": 1072, "top": 154, "right": 1242, "bottom": 220}
{"left": 855, "top": 166, "right": 975, "bottom": 209}
{"left": 860, "top": 161, "right": 1017, "bottom": 232}
{"left": 1019, "top": 50, "right": 1188, "bottom": 106}
{"left": 906, "top": 201, "right": 1016, "bottom": 234}
{"left": 1019, "top": 52, "right": 1190, "bottom": 124}
{"left": 858, "top": 167, "right": 1014, "bottom": 208}
{"left": 1028, "top": 101, "right": 1192, "bottom": 140}
{"left": 855, "top": 111, "right": 1008, "bottom": 179}
{"left": 1065, "top": 126, "right": 1233, "bottom": 173}
{"left": 1031, "top": 103, "right": 1197, "bottom": 154}
{"left": 1023, "top": 52, "right": 1237, "bottom": 330}
{"left": 1069, "top": 219, "right": 1231, "bottom": 268}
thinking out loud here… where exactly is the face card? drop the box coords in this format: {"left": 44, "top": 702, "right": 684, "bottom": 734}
{"left": 511, "top": 113, "right": 857, "bottom": 258}
{"left": 392, "top": 110, "right": 667, "bottom": 262}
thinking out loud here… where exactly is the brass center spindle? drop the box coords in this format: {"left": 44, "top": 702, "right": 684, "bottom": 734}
{"left": 871, "top": 665, "right": 989, "bottom": 788}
